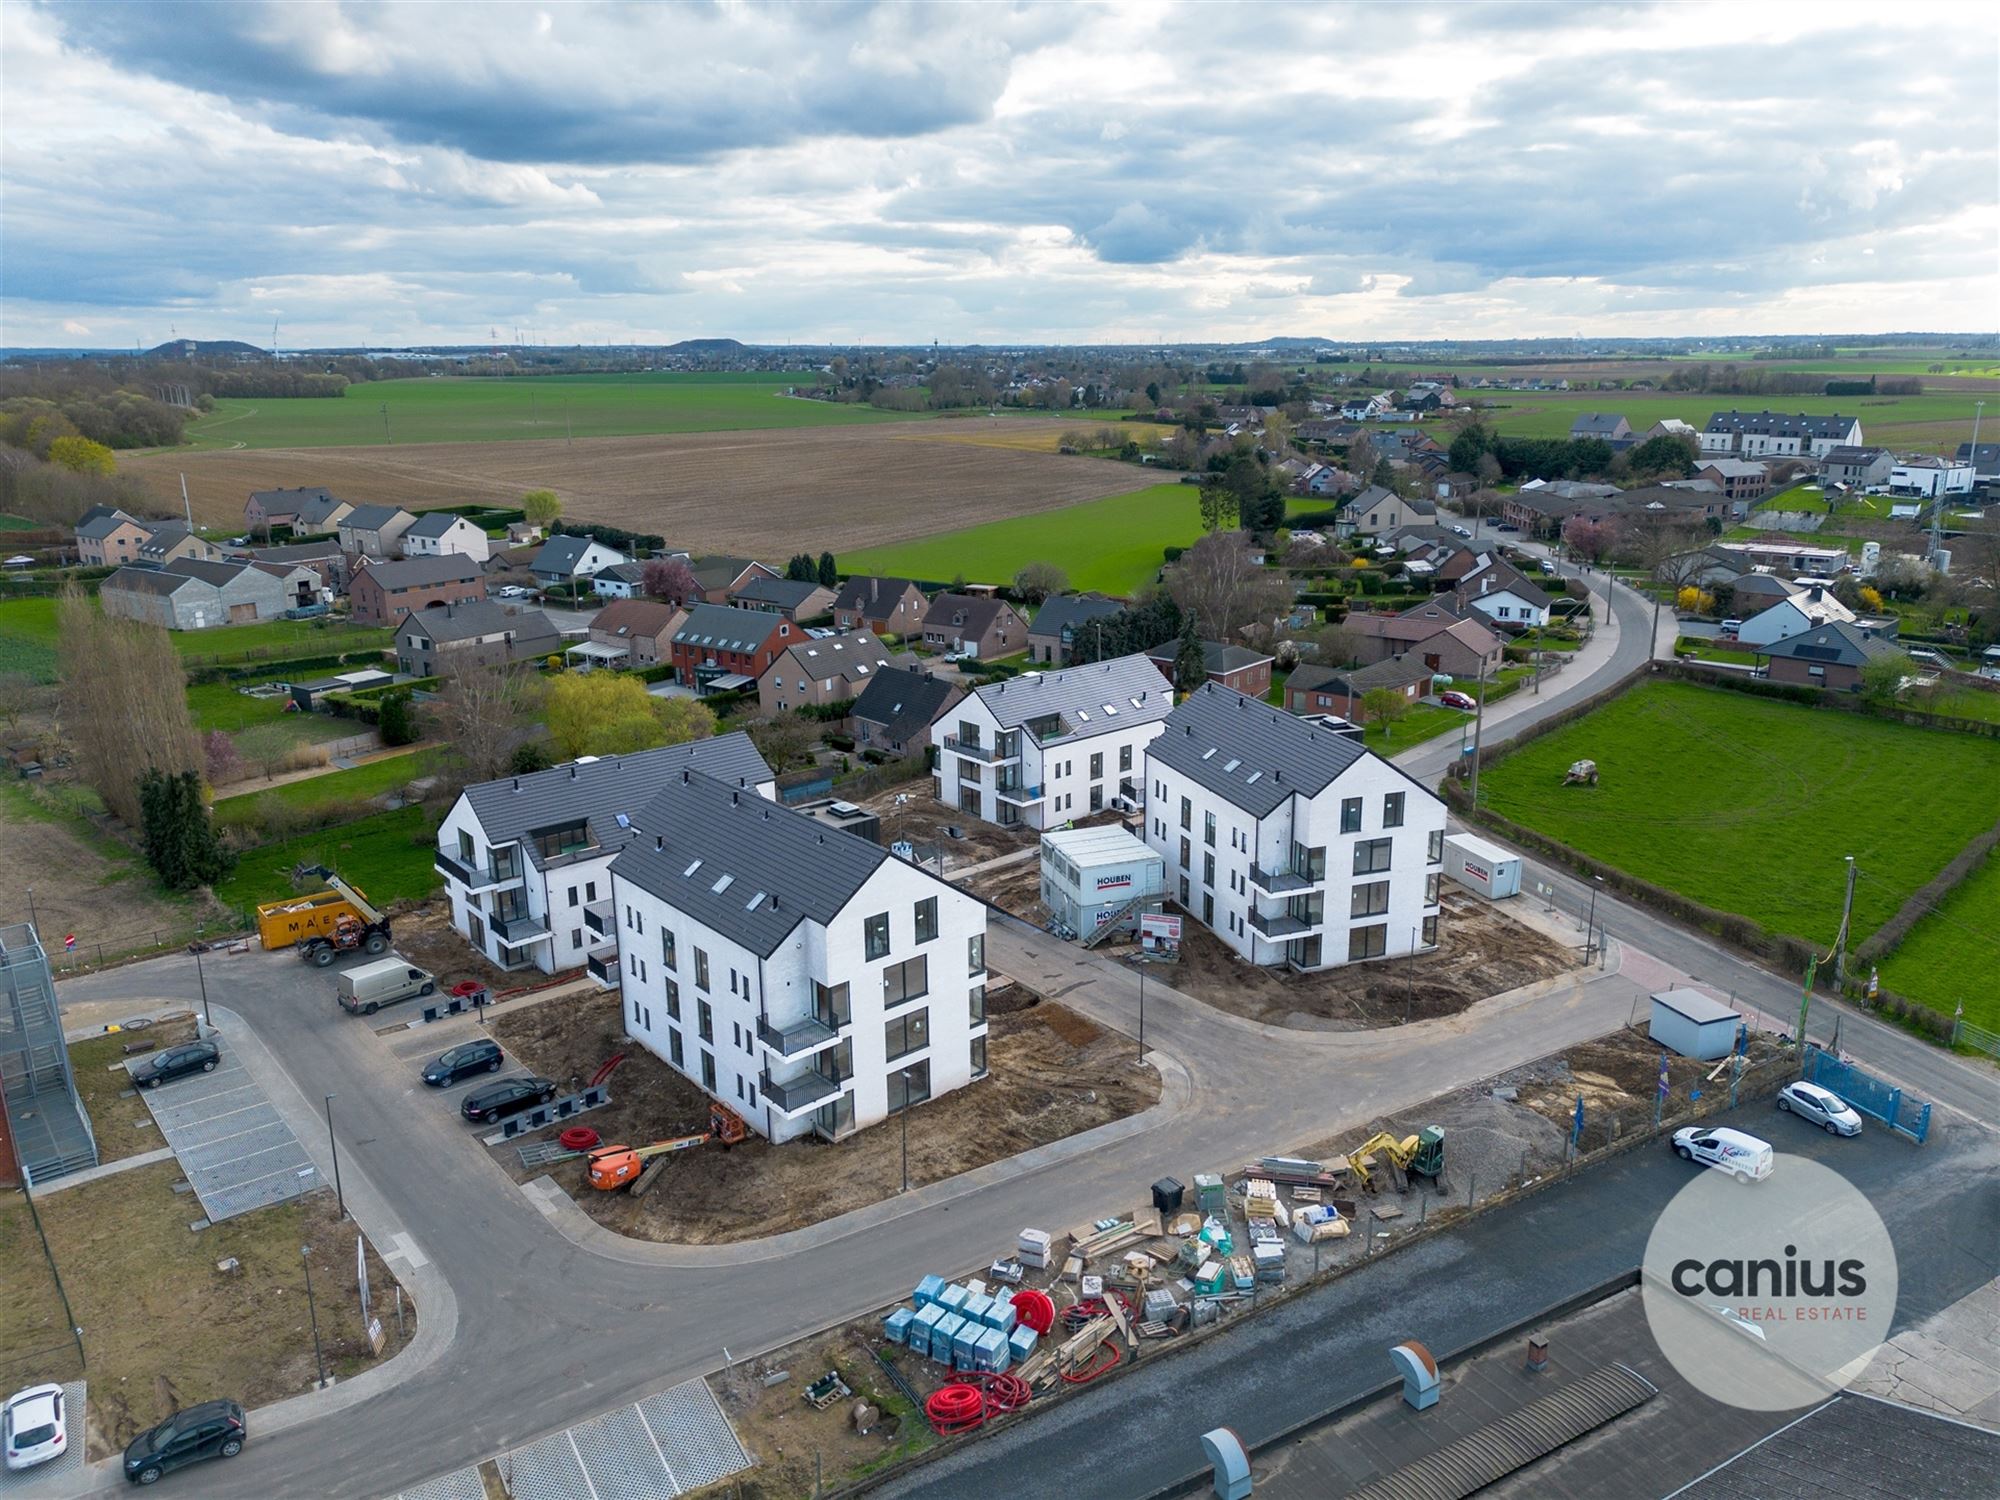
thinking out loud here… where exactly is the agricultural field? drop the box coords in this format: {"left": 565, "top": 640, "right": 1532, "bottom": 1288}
{"left": 176, "top": 372, "right": 920, "bottom": 451}
{"left": 846, "top": 482, "right": 1205, "bottom": 595}
{"left": 211, "top": 805, "right": 439, "bottom": 920}
{"left": 1466, "top": 388, "right": 1990, "bottom": 455}
{"left": 123, "top": 419, "right": 1164, "bottom": 555}
{"left": 1876, "top": 850, "right": 2000, "bottom": 1031}
{"left": 0, "top": 594, "right": 58, "bottom": 679}
{"left": 1477, "top": 680, "right": 2000, "bottom": 947}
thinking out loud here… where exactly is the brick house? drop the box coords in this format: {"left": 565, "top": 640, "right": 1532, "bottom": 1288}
{"left": 1695, "top": 459, "right": 1772, "bottom": 506}
{"left": 135, "top": 523, "right": 220, "bottom": 568}
{"left": 755, "top": 630, "right": 892, "bottom": 715}
{"left": 1284, "top": 655, "right": 1432, "bottom": 719}
{"left": 580, "top": 598, "right": 684, "bottom": 668}
{"left": 395, "top": 600, "right": 560, "bottom": 677}
{"left": 348, "top": 554, "right": 486, "bottom": 626}
{"left": 245, "top": 486, "right": 351, "bottom": 537}
{"left": 74, "top": 507, "right": 151, "bottom": 566}
{"left": 920, "top": 593, "right": 1027, "bottom": 658}
{"left": 689, "top": 555, "right": 779, "bottom": 604}
{"left": 832, "top": 576, "right": 929, "bottom": 637}
{"left": 1752, "top": 620, "right": 1901, "bottom": 692}
{"left": 1341, "top": 613, "right": 1503, "bottom": 679}
{"left": 669, "top": 603, "right": 797, "bottom": 690}
{"left": 1144, "top": 640, "right": 1275, "bottom": 698}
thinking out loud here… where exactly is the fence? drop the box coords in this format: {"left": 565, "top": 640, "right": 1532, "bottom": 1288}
{"left": 1950, "top": 1015, "right": 2000, "bottom": 1060}
{"left": 1801, "top": 1044, "right": 1932, "bottom": 1144}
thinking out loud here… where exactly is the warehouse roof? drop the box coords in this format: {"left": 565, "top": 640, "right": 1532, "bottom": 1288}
{"left": 1149, "top": 681, "right": 1375, "bottom": 817}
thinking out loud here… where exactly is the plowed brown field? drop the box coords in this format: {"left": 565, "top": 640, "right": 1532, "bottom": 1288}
{"left": 126, "top": 418, "right": 1164, "bottom": 554}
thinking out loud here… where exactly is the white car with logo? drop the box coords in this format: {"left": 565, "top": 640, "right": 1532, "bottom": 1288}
{"left": 1775, "top": 1081, "right": 1863, "bottom": 1137}
{"left": 1670, "top": 1125, "right": 1773, "bottom": 1182}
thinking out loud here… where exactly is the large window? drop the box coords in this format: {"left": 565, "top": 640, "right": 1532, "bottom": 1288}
{"left": 1428, "top": 829, "right": 1445, "bottom": 864}
{"left": 1179, "top": 835, "right": 1192, "bottom": 871}
{"left": 969, "top": 985, "right": 986, "bottom": 1025}
{"left": 1422, "top": 914, "right": 1439, "bottom": 946}
{"left": 969, "top": 932, "right": 985, "bottom": 975}
{"left": 661, "top": 929, "right": 676, "bottom": 969}
{"left": 1350, "top": 880, "right": 1390, "bottom": 918}
{"left": 1341, "top": 797, "right": 1363, "bottom": 834}
{"left": 1384, "top": 792, "right": 1405, "bottom": 829}
{"left": 1119, "top": 744, "right": 1132, "bottom": 772}
{"left": 1348, "top": 924, "right": 1388, "bottom": 961}
{"left": 1204, "top": 810, "right": 1216, "bottom": 847}
{"left": 1202, "top": 852, "right": 1215, "bottom": 888}
{"left": 1353, "top": 838, "right": 1393, "bottom": 875}
{"left": 884, "top": 1007, "right": 930, "bottom": 1061}
{"left": 865, "top": 912, "right": 891, "bottom": 961}
{"left": 1090, "top": 751, "right": 1103, "bottom": 780}
{"left": 529, "top": 820, "right": 591, "bottom": 863}
{"left": 697, "top": 999, "right": 713, "bottom": 1043}
{"left": 883, "top": 955, "right": 928, "bottom": 1008}
{"left": 665, "top": 978, "right": 681, "bottom": 1021}
{"left": 1180, "top": 795, "right": 1192, "bottom": 830}
{"left": 813, "top": 980, "right": 851, "bottom": 1028}
{"left": 1425, "top": 873, "right": 1441, "bottom": 905}
{"left": 889, "top": 1060, "right": 932, "bottom": 1113}
{"left": 970, "top": 1035, "right": 988, "bottom": 1076}
{"left": 700, "top": 1050, "right": 716, "bottom": 1091}
{"left": 914, "top": 896, "right": 939, "bottom": 944}
{"left": 694, "top": 948, "right": 710, "bottom": 990}
{"left": 668, "top": 1029, "right": 683, "bottom": 1068}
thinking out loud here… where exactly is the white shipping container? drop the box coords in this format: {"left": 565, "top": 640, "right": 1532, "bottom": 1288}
{"left": 1442, "top": 834, "right": 1522, "bottom": 900}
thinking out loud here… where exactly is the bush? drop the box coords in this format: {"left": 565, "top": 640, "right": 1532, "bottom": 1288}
{"left": 1163, "top": 546, "right": 1186, "bottom": 564}
{"left": 823, "top": 732, "right": 856, "bottom": 751}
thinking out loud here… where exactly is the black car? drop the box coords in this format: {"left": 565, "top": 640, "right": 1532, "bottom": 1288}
{"left": 422, "top": 1038, "right": 504, "bottom": 1087}
{"left": 460, "top": 1075, "right": 558, "bottom": 1122}
{"left": 123, "top": 1399, "right": 245, "bottom": 1485}
{"left": 129, "top": 1040, "right": 221, "bottom": 1090}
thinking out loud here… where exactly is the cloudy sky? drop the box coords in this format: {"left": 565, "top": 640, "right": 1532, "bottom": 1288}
{"left": 4, "top": 0, "right": 1996, "bottom": 349}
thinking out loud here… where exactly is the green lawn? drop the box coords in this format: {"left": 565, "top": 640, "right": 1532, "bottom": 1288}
{"left": 1676, "top": 637, "right": 1762, "bottom": 666}
{"left": 0, "top": 595, "right": 58, "bottom": 680}
{"left": 846, "top": 483, "right": 1207, "bottom": 595}
{"left": 180, "top": 372, "right": 923, "bottom": 450}
{"left": 0, "top": 514, "right": 38, "bottom": 531}
{"left": 212, "top": 747, "right": 439, "bottom": 830}
{"left": 211, "top": 806, "right": 440, "bottom": 917}
{"left": 1876, "top": 850, "right": 2000, "bottom": 1031}
{"left": 1928, "top": 688, "right": 2000, "bottom": 726}
{"left": 1478, "top": 680, "right": 2000, "bottom": 947}
{"left": 1365, "top": 703, "right": 1465, "bottom": 752}
{"left": 186, "top": 681, "right": 350, "bottom": 741}
{"left": 0, "top": 595, "right": 389, "bottom": 682}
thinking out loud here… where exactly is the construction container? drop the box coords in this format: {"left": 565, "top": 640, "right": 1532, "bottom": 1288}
{"left": 1007, "top": 1324, "right": 1038, "bottom": 1364}
{"left": 883, "top": 1307, "right": 915, "bottom": 1346}
{"left": 1152, "top": 1177, "right": 1185, "bottom": 1216}
{"left": 1018, "top": 1228, "right": 1052, "bottom": 1268}
{"left": 254, "top": 889, "right": 369, "bottom": 951}
{"left": 1195, "top": 1260, "right": 1227, "bottom": 1296}
{"left": 932, "top": 1312, "right": 966, "bottom": 1367}
{"left": 912, "top": 1302, "right": 947, "bottom": 1357}
{"left": 1442, "top": 834, "right": 1522, "bottom": 901}
{"left": 914, "top": 1274, "right": 947, "bottom": 1308}
{"left": 1039, "top": 825, "right": 1166, "bottom": 941}
{"left": 1194, "top": 1174, "right": 1226, "bottom": 1216}
{"left": 1649, "top": 988, "right": 1743, "bottom": 1061}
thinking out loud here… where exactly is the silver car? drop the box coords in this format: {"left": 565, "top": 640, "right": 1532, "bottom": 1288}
{"left": 1776, "top": 1081, "right": 1863, "bottom": 1136}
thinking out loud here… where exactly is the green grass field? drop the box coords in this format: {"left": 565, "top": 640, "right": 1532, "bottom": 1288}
{"left": 846, "top": 482, "right": 1208, "bottom": 596}
{"left": 180, "top": 372, "right": 923, "bottom": 450}
{"left": 0, "top": 596, "right": 391, "bottom": 682}
{"left": 1478, "top": 681, "right": 2000, "bottom": 952}
{"left": 0, "top": 514, "right": 38, "bottom": 531}
{"left": 212, "top": 746, "right": 439, "bottom": 830}
{"left": 212, "top": 806, "right": 440, "bottom": 917}
{"left": 1469, "top": 389, "right": 1986, "bottom": 454}
{"left": 0, "top": 595, "right": 58, "bottom": 680}
{"left": 187, "top": 681, "right": 349, "bottom": 739}
{"left": 1876, "top": 850, "right": 2000, "bottom": 1031}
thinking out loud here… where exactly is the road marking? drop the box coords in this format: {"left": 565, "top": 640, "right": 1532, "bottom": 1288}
{"left": 388, "top": 1231, "right": 429, "bottom": 1268}
{"left": 564, "top": 1430, "right": 601, "bottom": 1500}
{"left": 634, "top": 1402, "right": 680, "bottom": 1495}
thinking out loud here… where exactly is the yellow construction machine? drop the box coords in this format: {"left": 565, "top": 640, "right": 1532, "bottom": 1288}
{"left": 1346, "top": 1127, "right": 1445, "bottom": 1193}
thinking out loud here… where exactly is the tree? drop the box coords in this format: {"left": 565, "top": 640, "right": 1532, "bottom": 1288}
{"left": 1447, "top": 424, "right": 1492, "bottom": 474}
{"left": 1635, "top": 520, "right": 1712, "bottom": 651}
{"left": 377, "top": 688, "right": 418, "bottom": 746}
{"left": 56, "top": 586, "right": 199, "bottom": 826}
{"left": 0, "top": 671, "right": 44, "bottom": 736}
{"left": 1145, "top": 381, "right": 1162, "bottom": 406}
{"left": 1165, "top": 532, "right": 1292, "bottom": 643}
{"left": 423, "top": 658, "right": 542, "bottom": 782}
{"left": 508, "top": 741, "right": 552, "bottom": 775}
{"left": 1197, "top": 475, "right": 1238, "bottom": 533}
{"left": 745, "top": 713, "right": 815, "bottom": 771}
{"left": 1561, "top": 515, "right": 1617, "bottom": 565}
{"left": 1859, "top": 652, "right": 1915, "bottom": 708}
{"left": 1858, "top": 585, "right": 1884, "bottom": 613}
{"left": 818, "top": 551, "right": 838, "bottom": 588}
{"left": 137, "top": 768, "right": 231, "bottom": 891}
{"left": 1172, "top": 612, "right": 1207, "bottom": 697}
{"left": 1360, "top": 688, "right": 1411, "bottom": 736}
{"left": 545, "top": 673, "right": 664, "bottom": 759}
{"left": 1625, "top": 432, "right": 1698, "bottom": 480}
{"left": 48, "top": 435, "right": 116, "bottom": 475}
{"left": 785, "top": 553, "right": 816, "bottom": 582}
{"left": 641, "top": 556, "right": 700, "bottom": 605}
{"left": 521, "top": 489, "right": 563, "bottom": 528}
{"left": 201, "top": 729, "right": 242, "bottom": 785}
{"left": 654, "top": 695, "right": 716, "bottom": 747}
{"left": 1262, "top": 410, "right": 1292, "bottom": 456}
{"left": 1013, "top": 561, "right": 1068, "bottom": 603}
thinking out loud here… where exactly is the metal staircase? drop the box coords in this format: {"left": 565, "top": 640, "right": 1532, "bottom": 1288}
{"left": 1079, "top": 890, "right": 1157, "bottom": 949}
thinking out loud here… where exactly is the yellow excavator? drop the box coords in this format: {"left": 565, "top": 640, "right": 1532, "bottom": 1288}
{"left": 1347, "top": 1127, "right": 1445, "bottom": 1193}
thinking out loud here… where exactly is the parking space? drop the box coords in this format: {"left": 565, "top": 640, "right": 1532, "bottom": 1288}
{"left": 135, "top": 1034, "right": 319, "bottom": 1223}
{"left": 382, "top": 1021, "right": 519, "bottom": 1135}
{"left": 0, "top": 1382, "right": 86, "bottom": 1495}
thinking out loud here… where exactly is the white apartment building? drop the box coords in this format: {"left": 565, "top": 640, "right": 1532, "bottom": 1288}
{"left": 1143, "top": 684, "right": 1448, "bottom": 970}
{"left": 433, "top": 735, "right": 775, "bottom": 975}
{"left": 1887, "top": 457, "right": 1975, "bottom": 498}
{"left": 605, "top": 771, "right": 989, "bottom": 1143}
{"left": 1699, "top": 411, "right": 1863, "bottom": 459}
{"left": 932, "top": 653, "right": 1173, "bottom": 830}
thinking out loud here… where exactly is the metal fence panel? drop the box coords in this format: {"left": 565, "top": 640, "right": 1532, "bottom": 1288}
{"left": 1802, "top": 1045, "right": 1931, "bottom": 1144}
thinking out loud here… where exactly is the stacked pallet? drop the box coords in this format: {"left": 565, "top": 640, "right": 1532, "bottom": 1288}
{"left": 1292, "top": 1204, "right": 1350, "bottom": 1244}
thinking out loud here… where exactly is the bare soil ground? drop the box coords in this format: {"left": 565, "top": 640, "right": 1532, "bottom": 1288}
{"left": 1169, "top": 891, "right": 1578, "bottom": 1029}
{"left": 388, "top": 899, "right": 533, "bottom": 995}
{"left": 707, "top": 1327, "right": 931, "bottom": 1500}
{"left": 127, "top": 421, "right": 1162, "bottom": 554}
{"left": 488, "top": 987, "right": 1159, "bottom": 1244}
{"left": 0, "top": 786, "right": 201, "bottom": 966}
{"left": 69, "top": 1013, "right": 201, "bottom": 1163}
{"left": 860, "top": 784, "right": 1040, "bottom": 871}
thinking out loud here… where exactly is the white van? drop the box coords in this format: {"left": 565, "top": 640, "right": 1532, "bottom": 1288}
{"left": 337, "top": 956, "right": 437, "bottom": 1017}
{"left": 1670, "top": 1125, "right": 1773, "bottom": 1182}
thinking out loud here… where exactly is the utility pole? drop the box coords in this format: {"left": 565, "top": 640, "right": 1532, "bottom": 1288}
{"left": 324, "top": 1094, "right": 345, "bottom": 1220}
{"left": 188, "top": 943, "right": 211, "bottom": 1028}
{"left": 301, "top": 1245, "right": 328, "bottom": 1389}
{"left": 1467, "top": 652, "right": 1491, "bottom": 808}
{"left": 1832, "top": 854, "right": 1857, "bottom": 987}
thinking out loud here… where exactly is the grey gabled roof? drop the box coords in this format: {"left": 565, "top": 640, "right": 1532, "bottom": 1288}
{"left": 1570, "top": 412, "right": 1629, "bottom": 436}
{"left": 1149, "top": 681, "right": 1374, "bottom": 818}
{"left": 1338, "top": 484, "right": 1397, "bottom": 514}
{"left": 1458, "top": 557, "right": 1554, "bottom": 609}
{"left": 341, "top": 503, "right": 411, "bottom": 532}
{"left": 833, "top": 575, "right": 922, "bottom": 615}
{"left": 1752, "top": 621, "right": 1899, "bottom": 667}
{"left": 531, "top": 534, "right": 616, "bottom": 574}
{"left": 357, "top": 554, "right": 482, "bottom": 589}
{"left": 734, "top": 576, "right": 827, "bottom": 609}
{"left": 403, "top": 512, "right": 470, "bottom": 539}
{"left": 1030, "top": 593, "right": 1125, "bottom": 641}
{"left": 968, "top": 652, "right": 1172, "bottom": 739}
{"left": 396, "top": 600, "right": 557, "bottom": 647}
{"left": 101, "top": 565, "right": 199, "bottom": 596}
{"left": 77, "top": 509, "right": 140, "bottom": 539}
{"left": 673, "top": 603, "right": 787, "bottom": 653}
{"left": 610, "top": 771, "right": 890, "bottom": 959}
{"left": 1703, "top": 410, "right": 1858, "bottom": 439}
{"left": 460, "top": 734, "right": 775, "bottom": 857}
{"left": 164, "top": 557, "right": 261, "bottom": 588}
{"left": 139, "top": 521, "right": 194, "bottom": 553}
{"left": 767, "top": 631, "right": 890, "bottom": 683}
{"left": 852, "top": 666, "right": 956, "bottom": 740}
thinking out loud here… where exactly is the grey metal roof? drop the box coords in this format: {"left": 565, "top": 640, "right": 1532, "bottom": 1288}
{"left": 1703, "top": 410, "right": 1858, "bottom": 439}
{"left": 1148, "top": 681, "right": 1372, "bottom": 817}
{"left": 1672, "top": 1394, "right": 2000, "bottom": 1500}
{"left": 852, "top": 667, "right": 955, "bottom": 740}
{"left": 459, "top": 733, "right": 775, "bottom": 857}
{"left": 403, "top": 512, "right": 469, "bottom": 538}
{"left": 357, "top": 554, "right": 482, "bottom": 589}
{"left": 139, "top": 522, "right": 194, "bottom": 553}
{"left": 164, "top": 557, "right": 261, "bottom": 588}
{"left": 969, "top": 653, "right": 1172, "bottom": 740}
{"left": 768, "top": 632, "right": 890, "bottom": 682}
{"left": 1145, "top": 639, "right": 1274, "bottom": 676}
{"left": 1752, "top": 621, "right": 1900, "bottom": 667}
{"left": 610, "top": 771, "right": 890, "bottom": 959}
{"left": 101, "top": 566, "right": 198, "bottom": 596}
{"left": 1029, "top": 594, "right": 1125, "bottom": 641}
{"left": 734, "top": 576, "right": 827, "bottom": 609}
{"left": 396, "top": 600, "right": 557, "bottom": 646}
{"left": 342, "top": 503, "right": 410, "bottom": 532}
{"left": 77, "top": 510, "right": 140, "bottom": 539}
{"left": 674, "top": 603, "right": 786, "bottom": 653}
{"left": 689, "top": 555, "right": 760, "bottom": 589}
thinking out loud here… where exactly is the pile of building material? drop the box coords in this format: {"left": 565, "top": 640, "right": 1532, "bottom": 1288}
{"left": 889, "top": 1273, "right": 1036, "bottom": 1376}
{"left": 1293, "top": 1204, "right": 1349, "bottom": 1244}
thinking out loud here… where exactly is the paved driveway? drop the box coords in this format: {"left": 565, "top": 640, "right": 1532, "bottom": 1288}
{"left": 135, "top": 1033, "right": 319, "bottom": 1223}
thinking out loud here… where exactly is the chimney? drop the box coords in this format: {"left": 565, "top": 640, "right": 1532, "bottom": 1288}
{"left": 1526, "top": 1335, "right": 1549, "bottom": 1374}
{"left": 569, "top": 765, "right": 577, "bottom": 779}
{"left": 655, "top": 835, "right": 664, "bottom": 852}
{"left": 512, "top": 777, "right": 520, "bottom": 791}
{"left": 731, "top": 790, "right": 739, "bottom": 807}
{"left": 681, "top": 768, "right": 690, "bottom": 784}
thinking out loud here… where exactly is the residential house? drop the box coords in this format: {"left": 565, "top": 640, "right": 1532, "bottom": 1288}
{"left": 1752, "top": 621, "right": 1902, "bottom": 693}
{"left": 1283, "top": 655, "right": 1432, "bottom": 720}
{"left": 733, "top": 577, "right": 836, "bottom": 622}
{"left": 1821, "top": 446, "right": 1895, "bottom": 490}
{"left": 690, "top": 555, "right": 780, "bottom": 605}
{"left": 348, "top": 554, "right": 486, "bottom": 626}
{"left": 1141, "top": 683, "right": 1447, "bottom": 969}
{"left": 1953, "top": 442, "right": 2000, "bottom": 483}
{"left": 232, "top": 539, "right": 349, "bottom": 595}
{"left": 99, "top": 557, "right": 288, "bottom": 630}
{"left": 1735, "top": 584, "right": 1856, "bottom": 648}
{"left": 1303, "top": 464, "right": 1359, "bottom": 497}
{"left": 1570, "top": 413, "right": 1631, "bottom": 444}
{"left": 670, "top": 604, "right": 797, "bottom": 691}
{"left": 1449, "top": 556, "right": 1554, "bottom": 630}
{"left": 921, "top": 593, "right": 1028, "bottom": 659}
{"left": 1708, "top": 538, "right": 1850, "bottom": 579}
{"left": 1501, "top": 480, "right": 1623, "bottom": 537}
{"left": 1144, "top": 640, "right": 1275, "bottom": 698}
{"left": 1028, "top": 594, "right": 1126, "bottom": 665}
{"left": 135, "top": 522, "right": 220, "bottom": 568}
{"left": 1695, "top": 459, "right": 1772, "bottom": 506}
{"left": 603, "top": 768, "right": 990, "bottom": 1143}
{"left": 1295, "top": 419, "right": 1363, "bottom": 446}
{"left": 1722, "top": 571, "right": 1803, "bottom": 618}
{"left": 833, "top": 576, "right": 930, "bottom": 638}
{"left": 245, "top": 486, "right": 352, "bottom": 537}
{"left": 395, "top": 600, "right": 559, "bottom": 677}
{"left": 852, "top": 668, "right": 960, "bottom": 757}
{"left": 74, "top": 507, "right": 150, "bottom": 567}
{"left": 591, "top": 561, "right": 652, "bottom": 600}
{"left": 530, "top": 535, "right": 628, "bottom": 591}
{"left": 400, "top": 512, "right": 492, "bottom": 564}
{"left": 756, "top": 631, "right": 892, "bottom": 715}
{"left": 575, "top": 598, "right": 684, "bottom": 669}
{"left": 1342, "top": 612, "right": 1504, "bottom": 680}
{"left": 1335, "top": 485, "right": 1436, "bottom": 538}
{"left": 932, "top": 653, "right": 1172, "bottom": 829}
{"left": 247, "top": 560, "right": 324, "bottom": 610}
{"left": 1700, "top": 411, "right": 1862, "bottom": 459}
{"left": 333, "top": 504, "right": 416, "bottom": 560}
{"left": 1645, "top": 419, "right": 1698, "bottom": 442}
{"left": 1888, "top": 457, "right": 1975, "bottom": 498}
{"left": 434, "top": 734, "right": 775, "bottom": 976}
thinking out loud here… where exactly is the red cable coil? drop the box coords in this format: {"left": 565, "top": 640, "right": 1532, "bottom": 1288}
{"left": 978, "top": 1371, "right": 1033, "bottom": 1412}
{"left": 1011, "top": 1289, "right": 1056, "bottom": 1334}
{"left": 925, "top": 1382, "right": 988, "bottom": 1435}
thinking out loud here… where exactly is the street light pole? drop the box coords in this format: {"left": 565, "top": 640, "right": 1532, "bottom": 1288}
{"left": 324, "top": 1095, "right": 344, "bottom": 1221}
{"left": 1138, "top": 967, "right": 1146, "bottom": 1056}
{"left": 1585, "top": 876, "right": 1603, "bottom": 965}
{"left": 188, "top": 944, "right": 211, "bottom": 1029}
{"left": 301, "top": 1245, "right": 328, "bottom": 1390}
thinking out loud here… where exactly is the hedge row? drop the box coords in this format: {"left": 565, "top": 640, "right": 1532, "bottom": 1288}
{"left": 187, "top": 648, "right": 387, "bottom": 687}
{"left": 1852, "top": 817, "right": 2000, "bottom": 966}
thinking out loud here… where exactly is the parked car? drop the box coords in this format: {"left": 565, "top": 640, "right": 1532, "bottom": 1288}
{"left": 122, "top": 1400, "right": 245, "bottom": 1486}
{"left": 460, "top": 1075, "right": 558, "bottom": 1123}
{"left": 337, "top": 957, "right": 436, "bottom": 1017}
{"left": 129, "top": 1040, "right": 220, "bottom": 1090}
{"left": 1670, "top": 1125, "right": 1773, "bottom": 1182}
{"left": 1776, "top": 1081, "right": 1863, "bottom": 1136}
{"left": 422, "top": 1038, "right": 504, "bottom": 1087}
{"left": 494, "top": 584, "right": 533, "bottom": 599}
{"left": 1449, "top": 524, "right": 1472, "bottom": 537}
{"left": 1437, "top": 690, "right": 1477, "bottom": 711}
{"left": 1495, "top": 523, "right": 1520, "bottom": 533}
{"left": 4, "top": 1384, "right": 67, "bottom": 1471}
